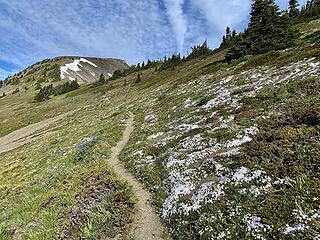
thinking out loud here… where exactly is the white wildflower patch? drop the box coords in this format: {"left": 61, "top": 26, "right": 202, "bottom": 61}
{"left": 176, "top": 124, "right": 200, "bottom": 132}
{"left": 147, "top": 132, "right": 165, "bottom": 141}
{"left": 175, "top": 182, "right": 225, "bottom": 216}
{"left": 180, "top": 134, "right": 210, "bottom": 151}
{"left": 134, "top": 150, "right": 144, "bottom": 156}
{"left": 128, "top": 57, "right": 320, "bottom": 238}
{"left": 144, "top": 114, "right": 157, "bottom": 123}
{"left": 284, "top": 224, "right": 307, "bottom": 235}
{"left": 162, "top": 179, "right": 196, "bottom": 218}
{"left": 145, "top": 155, "right": 156, "bottom": 164}
{"left": 225, "top": 126, "right": 258, "bottom": 149}
{"left": 245, "top": 214, "right": 271, "bottom": 239}
{"left": 202, "top": 88, "right": 231, "bottom": 110}
{"left": 283, "top": 209, "right": 320, "bottom": 236}
{"left": 217, "top": 148, "right": 240, "bottom": 157}
{"left": 183, "top": 98, "right": 197, "bottom": 108}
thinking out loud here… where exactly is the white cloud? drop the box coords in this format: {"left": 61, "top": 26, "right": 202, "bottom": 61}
{"left": 190, "top": 0, "right": 251, "bottom": 46}
{"left": 163, "top": 0, "right": 187, "bottom": 53}
{"left": 0, "top": 0, "right": 175, "bottom": 68}
{"left": 189, "top": 0, "right": 308, "bottom": 47}
{"left": 0, "top": 0, "right": 310, "bottom": 79}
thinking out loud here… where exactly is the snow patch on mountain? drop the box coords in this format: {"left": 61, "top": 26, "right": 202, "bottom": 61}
{"left": 60, "top": 58, "right": 98, "bottom": 79}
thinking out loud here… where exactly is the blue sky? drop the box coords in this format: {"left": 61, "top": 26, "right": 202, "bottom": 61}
{"left": 0, "top": 0, "right": 306, "bottom": 79}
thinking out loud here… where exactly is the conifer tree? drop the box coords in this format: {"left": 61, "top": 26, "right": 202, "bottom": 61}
{"left": 222, "top": 35, "right": 227, "bottom": 46}
{"left": 225, "top": 26, "right": 232, "bottom": 39}
{"left": 226, "top": 0, "right": 296, "bottom": 62}
{"left": 289, "top": 0, "right": 300, "bottom": 17}
{"left": 136, "top": 73, "right": 141, "bottom": 83}
{"left": 232, "top": 30, "right": 237, "bottom": 38}
{"left": 98, "top": 73, "right": 106, "bottom": 84}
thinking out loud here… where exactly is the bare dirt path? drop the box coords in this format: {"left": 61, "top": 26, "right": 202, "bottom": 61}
{"left": 108, "top": 113, "right": 165, "bottom": 240}
{"left": 0, "top": 111, "right": 73, "bottom": 154}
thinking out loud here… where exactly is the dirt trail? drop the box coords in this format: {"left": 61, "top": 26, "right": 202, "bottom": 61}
{"left": 108, "top": 113, "right": 165, "bottom": 240}
{"left": 0, "top": 111, "right": 72, "bottom": 154}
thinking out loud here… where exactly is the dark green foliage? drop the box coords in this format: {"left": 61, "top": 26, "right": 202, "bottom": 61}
{"left": 289, "top": 0, "right": 300, "bottom": 17}
{"left": 226, "top": 0, "right": 297, "bottom": 62}
{"left": 220, "top": 27, "right": 238, "bottom": 49}
{"left": 159, "top": 54, "right": 182, "bottom": 70}
{"left": 53, "top": 80, "right": 80, "bottom": 96}
{"left": 109, "top": 70, "right": 123, "bottom": 81}
{"left": 34, "top": 84, "right": 53, "bottom": 102}
{"left": 46, "top": 64, "right": 61, "bottom": 82}
{"left": 108, "top": 59, "right": 161, "bottom": 82}
{"left": 35, "top": 80, "right": 80, "bottom": 102}
{"left": 299, "top": 0, "right": 320, "bottom": 20}
{"left": 135, "top": 73, "right": 141, "bottom": 83}
{"left": 186, "top": 40, "right": 213, "bottom": 60}
{"left": 96, "top": 73, "right": 107, "bottom": 85}
{"left": 109, "top": 67, "right": 139, "bottom": 81}
{"left": 144, "top": 59, "right": 159, "bottom": 69}
{"left": 225, "top": 37, "right": 250, "bottom": 62}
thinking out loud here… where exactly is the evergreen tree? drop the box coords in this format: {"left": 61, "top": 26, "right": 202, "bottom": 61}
{"left": 160, "top": 54, "right": 183, "bottom": 70}
{"left": 220, "top": 27, "right": 238, "bottom": 49}
{"left": 289, "top": 0, "right": 300, "bottom": 17}
{"left": 186, "top": 40, "right": 212, "bottom": 60}
{"left": 35, "top": 80, "right": 80, "bottom": 102}
{"left": 225, "top": 26, "right": 232, "bottom": 39}
{"left": 300, "top": 0, "right": 320, "bottom": 19}
{"left": 232, "top": 30, "right": 237, "bottom": 38}
{"left": 247, "top": 0, "right": 283, "bottom": 52}
{"left": 222, "top": 35, "right": 227, "bottom": 46}
{"left": 98, "top": 73, "right": 106, "bottom": 84}
{"left": 136, "top": 73, "right": 141, "bottom": 83}
{"left": 226, "top": 0, "right": 296, "bottom": 61}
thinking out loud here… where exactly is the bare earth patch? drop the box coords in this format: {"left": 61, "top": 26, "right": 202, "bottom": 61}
{"left": 0, "top": 111, "right": 73, "bottom": 154}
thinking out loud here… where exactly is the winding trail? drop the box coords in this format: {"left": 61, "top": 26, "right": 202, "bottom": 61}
{"left": 108, "top": 113, "right": 165, "bottom": 240}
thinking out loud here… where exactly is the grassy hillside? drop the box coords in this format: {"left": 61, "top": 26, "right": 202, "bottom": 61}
{"left": 0, "top": 18, "right": 319, "bottom": 239}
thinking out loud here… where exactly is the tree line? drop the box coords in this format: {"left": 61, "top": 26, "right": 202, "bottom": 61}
{"left": 222, "top": 0, "right": 320, "bottom": 62}
{"left": 35, "top": 80, "right": 80, "bottom": 102}
{"left": 105, "top": 0, "right": 320, "bottom": 84}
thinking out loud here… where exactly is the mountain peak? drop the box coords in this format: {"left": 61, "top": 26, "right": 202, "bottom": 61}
{"left": 58, "top": 56, "right": 129, "bottom": 84}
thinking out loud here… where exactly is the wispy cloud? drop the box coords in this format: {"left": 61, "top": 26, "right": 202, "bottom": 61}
{"left": 189, "top": 0, "right": 307, "bottom": 46}
{"left": 0, "top": 0, "right": 309, "bottom": 79}
{"left": 163, "top": 0, "right": 187, "bottom": 53}
{"left": 0, "top": 0, "right": 175, "bottom": 69}
{"left": 190, "top": 0, "right": 251, "bottom": 46}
